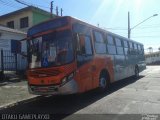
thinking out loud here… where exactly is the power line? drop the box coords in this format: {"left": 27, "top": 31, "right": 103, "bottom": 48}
{"left": 15, "top": 0, "right": 29, "bottom": 6}
{"left": 14, "top": 0, "right": 50, "bottom": 9}
{"left": 132, "top": 36, "right": 160, "bottom": 38}
{"left": 0, "top": 0, "right": 23, "bottom": 8}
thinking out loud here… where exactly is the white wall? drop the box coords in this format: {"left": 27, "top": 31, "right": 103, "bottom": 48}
{"left": 0, "top": 30, "right": 26, "bottom": 51}
{"left": 0, "top": 29, "right": 27, "bottom": 71}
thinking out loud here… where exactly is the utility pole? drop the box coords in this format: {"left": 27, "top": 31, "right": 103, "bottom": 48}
{"left": 128, "top": 11, "right": 158, "bottom": 39}
{"left": 56, "top": 6, "right": 59, "bottom": 16}
{"left": 60, "top": 8, "right": 63, "bottom": 16}
{"left": 128, "top": 12, "right": 131, "bottom": 39}
{"left": 50, "top": 1, "right": 54, "bottom": 18}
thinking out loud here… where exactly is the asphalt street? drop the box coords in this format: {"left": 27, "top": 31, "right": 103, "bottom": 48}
{"left": 0, "top": 66, "right": 160, "bottom": 120}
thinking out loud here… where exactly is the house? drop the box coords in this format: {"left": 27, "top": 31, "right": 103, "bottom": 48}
{"left": 0, "top": 25, "right": 27, "bottom": 71}
{"left": 145, "top": 52, "right": 160, "bottom": 65}
{"left": 0, "top": 6, "right": 55, "bottom": 32}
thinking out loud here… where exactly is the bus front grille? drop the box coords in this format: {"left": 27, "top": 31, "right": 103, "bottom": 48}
{"left": 29, "top": 70, "right": 61, "bottom": 78}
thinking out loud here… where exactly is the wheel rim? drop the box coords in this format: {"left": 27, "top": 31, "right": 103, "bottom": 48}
{"left": 99, "top": 77, "right": 106, "bottom": 89}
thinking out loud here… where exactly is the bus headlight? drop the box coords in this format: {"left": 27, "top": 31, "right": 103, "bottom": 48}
{"left": 61, "top": 77, "right": 67, "bottom": 85}
{"left": 67, "top": 73, "right": 74, "bottom": 80}
{"left": 61, "top": 72, "right": 75, "bottom": 86}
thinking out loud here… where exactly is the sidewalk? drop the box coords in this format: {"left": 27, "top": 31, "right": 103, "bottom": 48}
{"left": 0, "top": 73, "right": 38, "bottom": 109}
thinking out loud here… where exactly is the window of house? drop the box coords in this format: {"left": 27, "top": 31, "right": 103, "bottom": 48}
{"left": 7, "top": 21, "right": 14, "bottom": 29}
{"left": 20, "top": 17, "right": 29, "bottom": 28}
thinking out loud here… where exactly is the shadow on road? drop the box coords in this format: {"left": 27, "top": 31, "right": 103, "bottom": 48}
{"left": 0, "top": 76, "right": 144, "bottom": 119}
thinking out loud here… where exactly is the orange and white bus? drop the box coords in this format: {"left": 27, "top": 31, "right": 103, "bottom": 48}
{"left": 26, "top": 16, "right": 146, "bottom": 95}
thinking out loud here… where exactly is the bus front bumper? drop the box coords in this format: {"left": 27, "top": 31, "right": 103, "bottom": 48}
{"left": 28, "top": 79, "right": 78, "bottom": 95}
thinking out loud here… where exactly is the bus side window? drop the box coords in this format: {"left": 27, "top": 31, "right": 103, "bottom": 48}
{"left": 79, "top": 35, "right": 93, "bottom": 55}
{"left": 107, "top": 35, "right": 117, "bottom": 55}
{"left": 129, "top": 42, "right": 133, "bottom": 55}
{"left": 123, "top": 40, "right": 129, "bottom": 55}
{"left": 140, "top": 45, "right": 144, "bottom": 54}
{"left": 115, "top": 38, "right": 124, "bottom": 55}
{"left": 93, "top": 31, "right": 106, "bottom": 54}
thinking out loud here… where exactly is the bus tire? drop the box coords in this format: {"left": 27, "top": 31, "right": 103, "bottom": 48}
{"left": 134, "top": 66, "right": 139, "bottom": 78}
{"left": 99, "top": 71, "right": 110, "bottom": 91}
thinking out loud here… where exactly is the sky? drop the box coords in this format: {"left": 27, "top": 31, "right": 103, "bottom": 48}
{"left": 0, "top": 0, "right": 160, "bottom": 53}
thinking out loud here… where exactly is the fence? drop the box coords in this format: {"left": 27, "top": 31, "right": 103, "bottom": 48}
{"left": 0, "top": 49, "right": 27, "bottom": 79}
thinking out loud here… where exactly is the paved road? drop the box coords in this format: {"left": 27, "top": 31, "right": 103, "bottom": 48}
{"left": 0, "top": 66, "right": 160, "bottom": 120}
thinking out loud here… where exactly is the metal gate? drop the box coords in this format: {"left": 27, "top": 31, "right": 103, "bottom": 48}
{"left": 0, "top": 50, "right": 17, "bottom": 71}
{"left": 0, "top": 49, "right": 27, "bottom": 80}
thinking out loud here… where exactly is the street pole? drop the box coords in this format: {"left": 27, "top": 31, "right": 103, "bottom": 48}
{"left": 128, "top": 12, "right": 131, "bottom": 39}
{"left": 127, "top": 12, "right": 158, "bottom": 39}
{"left": 61, "top": 8, "right": 63, "bottom": 16}
{"left": 50, "top": 1, "right": 54, "bottom": 18}
{"left": 56, "top": 6, "right": 59, "bottom": 16}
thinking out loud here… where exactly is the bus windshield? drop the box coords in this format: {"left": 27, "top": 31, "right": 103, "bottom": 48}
{"left": 28, "top": 30, "right": 74, "bottom": 68}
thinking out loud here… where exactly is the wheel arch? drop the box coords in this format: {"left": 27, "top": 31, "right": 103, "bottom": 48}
{"left": 99, "top": 69, "right": 111, "bottom": 84}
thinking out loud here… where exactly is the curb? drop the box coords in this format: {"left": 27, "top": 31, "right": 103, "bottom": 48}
{"left": 0, "top": 96, "right": 43, "bottom": 111}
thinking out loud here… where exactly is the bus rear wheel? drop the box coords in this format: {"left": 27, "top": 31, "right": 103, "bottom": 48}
{"left": 134, "top": 66, "right": 139, "bottom": 78}
{"left": 99, "top": 72, "right": 109, "bottom": 91}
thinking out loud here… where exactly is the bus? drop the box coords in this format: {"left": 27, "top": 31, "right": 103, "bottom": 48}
{"left": 26, "top": 16, "right": 146, "bottom": 95}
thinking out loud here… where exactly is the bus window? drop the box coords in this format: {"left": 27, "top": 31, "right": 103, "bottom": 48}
{"left": 79, "top": 35, "right": 93, "bottom": 55}
{"left": 94, "top": 31, "right": 105, "bottom": 43}
{"left": 129, "top": 42, "right": 133, "bottom": 49}
{"left": 107, "top": 35, "right": 114, "bottom": 45}
{"left": 140, "top": 45, "right": 144, "bottom": 54}
{"left": 134, "top": 43, "right": 138, "bottom": 50}
{"left": 117, "top": 46, "right": 124, "bottom": 55}
{"left": 138, "top": 44, "right": 141, "bottom": 50}
{"left": 107, "top": 35, "right": 116, "bottom": 55}
{"left": 129, "top": 42, "right": 134, "bottom": 55}
{"left": 73, "top": 23, "right": 90, "bottom": 36}
{"left": 124, "top": 40, "right": 128, "bottom": 48}
{"left": 115, "top": 38, "right": 122, "bottom": 46}
{"left": 124, "top": 40, "right": 129, "bottom": 55}
{"left": 84, "top": 36, "right": 93, "bottom": 55}
{"left": 115, "top": 38, "right": 124, "bottom": 55}
{"left": 94, "top": 31, "right": 106, "bottom": 54}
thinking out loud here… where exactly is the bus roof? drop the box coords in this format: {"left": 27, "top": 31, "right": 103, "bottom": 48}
{"left": 28, "top": 16, "right": 143, "bottom": 45}
{"left": 69, "top": 16, "right": 143, "bottom": 45}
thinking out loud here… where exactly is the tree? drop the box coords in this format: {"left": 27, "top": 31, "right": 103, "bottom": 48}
{"left": 148, "top": 47, "right": 153, "bottom": 53}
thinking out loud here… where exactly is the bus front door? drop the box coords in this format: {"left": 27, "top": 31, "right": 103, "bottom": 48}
{"left": 76, "top": 35, "right": 93, "bottom": 92}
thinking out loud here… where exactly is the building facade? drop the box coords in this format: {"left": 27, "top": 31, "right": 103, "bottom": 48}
{"left": 0, "top": 25, "right": 27, "bottom": 71}
{"left": 0, "top": 6, "right": 54, "bottom": 32}
{"left": 145, "top": 52, "right": 160, "bottom": 65}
